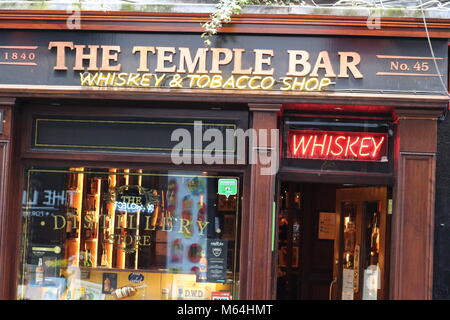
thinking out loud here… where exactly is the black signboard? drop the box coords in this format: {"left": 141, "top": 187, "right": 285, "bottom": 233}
{"left": 0, "top": 30, "right": 447, "bottom": 95}
{"left": 206, "top": 239, "right": 228, "bottom": 283}
{"left": 32, "top": 115, "right": 239, "bottom": 154}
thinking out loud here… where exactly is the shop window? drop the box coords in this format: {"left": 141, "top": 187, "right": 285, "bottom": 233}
{"left": 18, "top": 167, "right": 241, "bottom": 300}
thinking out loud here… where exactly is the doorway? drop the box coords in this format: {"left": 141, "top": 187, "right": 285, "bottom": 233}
{"left": 276, "top": 182, "right": 391, "bottom": 300}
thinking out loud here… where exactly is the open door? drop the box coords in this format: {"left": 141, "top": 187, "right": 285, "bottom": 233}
{"left": 330, "top": 187, "right": 388, "bottom": 300}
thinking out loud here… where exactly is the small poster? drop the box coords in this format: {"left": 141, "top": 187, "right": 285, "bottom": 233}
{"left": 363, "top": 265, "right": 379, "bottom": 300}
{"left": 206, "top": 239, "right": 228, "bottom": 283}
{"left": 211, "top": 292, "right": 232, "bottom": 300}
{"left": 79, "top": 280, "right": 105, "bottom": 300}
{"left": 102, "top": 273, "right": 117, "bottom": 294}
{"left": 318, "top": 212, "right": 336, "bottom": 240}
{"left": 342, "top": 268, "right": 355, "bottom": 300}
{"left": 218, "top": 179, "right": 238, "bottom": 198}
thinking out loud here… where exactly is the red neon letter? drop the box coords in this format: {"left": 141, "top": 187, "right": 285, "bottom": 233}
{"left": 359, "top": 137, "right": 371, "bottom": 156}
{"left": 293, "top": 134, "right": 313, "bottom": 155}
{"left": 347, "top": 136, "right": 360, "bottom": 157}
{"left": 330, "top": 136, "right": 345, "bottom": 156}
{"left": 371, "top": 136, "right": 385, "bottom": 157}
{"left": 310, "top": 134, "right": 328, "bottom": 156}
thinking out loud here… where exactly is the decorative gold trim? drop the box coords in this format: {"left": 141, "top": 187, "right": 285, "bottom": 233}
{"left": 376, "top": 55, "right": 444, "bottom": 60}
{"left": 376, "top": 72, "right": 440, "bottom": 77}
{"left": 0, "top": 46, "right": 38, "bottom": 49}
{"left": 0, "top": 62, "right": 37, "bottom": 66}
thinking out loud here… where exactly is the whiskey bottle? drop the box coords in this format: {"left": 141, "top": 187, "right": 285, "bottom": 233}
{"left": 197, "top": 251, "right": 208, "bottom": 282}
{"left": 84, "top": 250, "right": 93, "bottom": 267}
{"left": 100, "top": 249, "right": 109, "bottom": 268}
{"left": 112, "top": 284, "right": 147, "bottom": 299}
{"left": 35, "top": 258, "right": 45, "bottom": 285}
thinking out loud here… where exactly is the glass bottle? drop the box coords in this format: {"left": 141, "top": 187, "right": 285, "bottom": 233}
{"left": 84, "top": 250, "right": 93, "bottom": 267}
{"left": 35, "top": 258, "right": 45, "bottom": 285}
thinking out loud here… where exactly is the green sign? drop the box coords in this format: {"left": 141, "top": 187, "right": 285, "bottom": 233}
{"left": 218, "top": 179, "right": 238, "bottom": 198}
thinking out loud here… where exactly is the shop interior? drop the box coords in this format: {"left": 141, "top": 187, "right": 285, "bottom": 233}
{"left": 19, "top": 167, "right": 241, "bottom": 300}
{"left": 276, "top": 181, "right": 391, "bottom": 300}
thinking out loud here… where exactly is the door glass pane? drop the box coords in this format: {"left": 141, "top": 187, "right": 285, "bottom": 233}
{"left": 362, "top": 201, "right": 380, "bottom": 300}
{"left": 341, "top": 201, "right": 357, "bottom": 300}
{"left": 18, "top": 167, "right": 241, "bottom": 300}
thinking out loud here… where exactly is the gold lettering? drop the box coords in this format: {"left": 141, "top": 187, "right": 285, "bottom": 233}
{"left": 253, "top": 49, "right": 274, "bottom": 75}
{"left": 248, "top": 76, "right": 261, "bottom": 89}
{"left": 161, "top": 216, "right": 173, "bottom": 232}
{"left": 115, "top": 214, "right": 124, "bottom": 230}
{"left": 132, "top": 46, "right": 156, "bottom": 72}
{"left": 338, "top": 52, "right": 363, "bottom": 78}
{"left": 53, "top": 215, "right": 66, "bottom": 230}
{"left": 291, "top": 77, "right": 306, "bottom": 90}
{"left": 209, "top": 75, "right": 222, "bottom": 88}
{"left": 287, "top": 50, "right": 311, "bottom": 76}
{"left": 99, "top": 214, "right": 109, "bottom": 229}
{"left": 155, "top": 47, "right": 176, "bottom": 73}
{"left": 140, "top": 73, "right": 153, "bottom": 86}
{"left": 116, "top": 73, "right": 128, "bottom": 86}
{"left": 127, "top": 214, "right": 137, "bottom": 230}
{"left": 232, "top": 49, "right": 252, "bottom": 75}
{"left": 114, "top": 234, "right": 122, "bottom": 245}
{"left": 48, "top": 41, "right": 74, "bottom": 70}
{"left": 260, "top": 76, "right": 275, "bottom": 90}
{"left": 124, "top": 235, "right": 134, "bottom": 245}
{"left": 101, "top": 46, "right": 121, "bottom": 71}
{"left": 154, "top": 74, "right": 166, "bottom": 87}
{"left": 236, "top": 75, "right": 250, "bottom": 89}
{"left": 310, "top": 51, "right": 336, "bottom": 77}
{"left": 188, "top": 74, "right": 200, "bottom": 87}
{"left": 178, "top": 47, "right": 208, "bottom": 74}
{"left": 80, "top": 72, "right": 99, "bottom": 86}
{"left": 178, "top": 218, "right": 191, "bottom": 234}
{"left": 222, "top": 75, "right": 235, "bottom": 89}
{"left": 210, "top": 48, "right": 232, "bottom": 74}
{"left": 83, "top": 213, "right": 94, "bottom": 229}
{"left": 126, "top": 73, "right": 141, "bottom": 86}
{"left": 144, "top": 215, "right": 156, "bottom": 231}
{"left": 305, "top": 78, "right": 319, "bottom": 91}
{"left": 319, "top": 78, "right": 333, "bottom": 90}
{"left": 197, "top": 75, "right": 210, "bottom": 88}
{"left": 96, "top": 72, "right": 112, "bottom": 86}
{"left": 142, "top": 235, "right": 151, "bottom": 246}
{"left": 280, "top": 77, "right": 292, "bottom": 91}
{"left": 197, "top": 220, "right": 210, "bottom": 235}
{"left": 73, "top": 45, "right": 99, "bottom": 71}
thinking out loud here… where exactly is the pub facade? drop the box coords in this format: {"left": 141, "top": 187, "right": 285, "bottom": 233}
{"left": 0, "top": 7, "right": 449, "bottom": 300}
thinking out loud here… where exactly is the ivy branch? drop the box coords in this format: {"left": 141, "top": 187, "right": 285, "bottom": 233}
{"left": 201, "top": 0, "right": 303, "bottom": 46}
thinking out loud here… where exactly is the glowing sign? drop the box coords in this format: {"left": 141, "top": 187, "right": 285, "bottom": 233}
{"left": 288, "top": 130, "right": 388, "bottom": 161}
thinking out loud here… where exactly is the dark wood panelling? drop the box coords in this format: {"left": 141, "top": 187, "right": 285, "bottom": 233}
{"left": 0, "top": 99, "right": 16, "bottom": 300}
{"left": 240, "top": 104, "right": 280, "bottom": 299}
{"left": 398, "top": 118, "right": 438, "bottom": 153}
{"left": 391, "top": 113, "right": 437, "bottom": 300}
{"left": 391, "top": 155, "right": 435, "bottom": 299}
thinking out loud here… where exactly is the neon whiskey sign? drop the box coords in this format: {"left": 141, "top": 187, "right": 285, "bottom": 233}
{"left": 288, "top": 130, "right": 388, "bottom": 161}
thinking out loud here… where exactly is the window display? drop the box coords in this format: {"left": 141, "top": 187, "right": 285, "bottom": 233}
{"left": 18, "top": 167, "right": 241, "bottom": 300}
